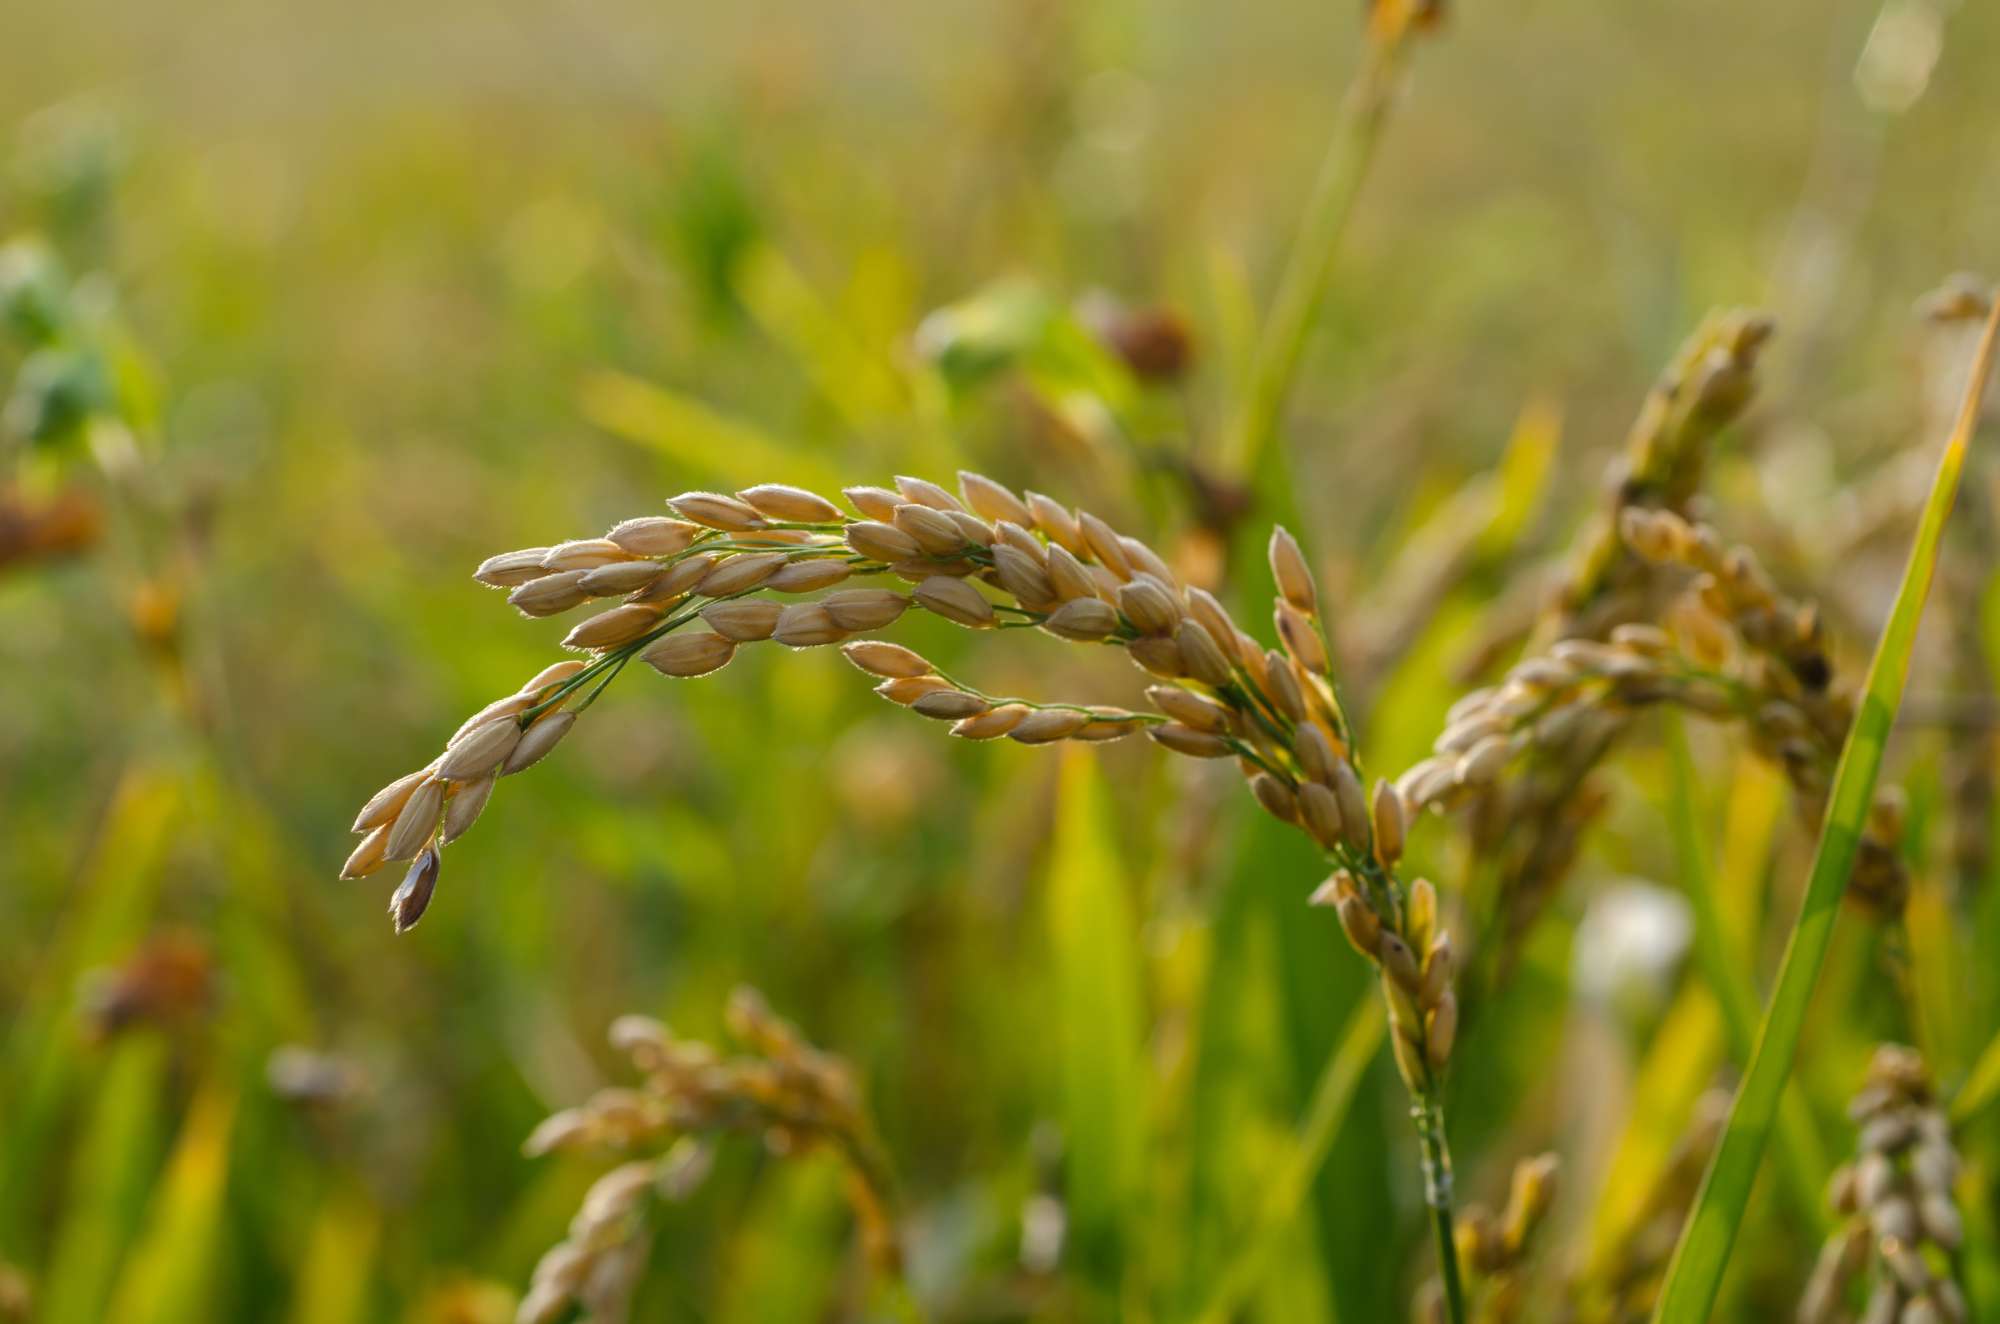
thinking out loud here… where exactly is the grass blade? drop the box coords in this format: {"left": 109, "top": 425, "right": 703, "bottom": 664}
{"left": 1652, "top": 296, "right": 2000, "bottom": 1322}
{"left": 1951, "top": 1023, "right": 2000, "bottom": 1126}
{"left": 1047, "top": 749, "right": 1147, "bottom": 1299}
{"left": 578, "top": 368, "right": 843, "bottom": 492}
{"left": 1222, "top": 12, "right": 1423, "bottom": 477}
{"left": 1192, "top": 998, "right": 1381, "bottom": 1324}
{"left": 1660, "top": 717, "right": 1826, "bottom": 1232}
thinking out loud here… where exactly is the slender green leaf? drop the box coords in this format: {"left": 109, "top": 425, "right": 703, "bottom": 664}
{"left": 1653, "top": 299, "right": 2000, "bottom": 1322}
{"left": 1661, "top": 717, "right": 1826, "bottom": 1232}
{"left": 103, "top": 1082, "right": 237, "bottom": 1324}
{"left": 288, "top": 1186, "right": 380, "bottom": 1324}
{"left": 732, "top": 243, "right": 909, "bottom": 432}
{"left": 1192, "top": 999, "right": 1380, "bottom": 1324}
{"left": 38, "top": 1036, "right": 169, "bottom": 1324}
{"left": 1047, "top": 749, "right": 1147, "bottom": 1297}
{"left": 578, "top": 368, "right": 842, "bottom": 492}
{"left": 1951, "top": 1025, "right": 2000, "bottom": 1126}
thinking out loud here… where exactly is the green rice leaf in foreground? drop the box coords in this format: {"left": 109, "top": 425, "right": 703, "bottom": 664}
{"left": 1652, "top": 297, "right": 2000, "bottom": 1322}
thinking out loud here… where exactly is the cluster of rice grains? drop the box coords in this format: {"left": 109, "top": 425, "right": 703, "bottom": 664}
{"left": 343, "top": 472, "right": 1433, "bottom": 956}
{"left": 1799, "top": 1047, "right": 1966, "bottom": 1324}
{"left": 344, "top": 468, "right": 1479, "bottom": 1308}
{"left": 1404, "top": 309, "right": 1906, "bottom": 969}
{"left": 1415, "top": 1153, "right": 1559, "bottom": 1324}
{"left": 516, "top": 988, "right": 898, "bottom": 1324}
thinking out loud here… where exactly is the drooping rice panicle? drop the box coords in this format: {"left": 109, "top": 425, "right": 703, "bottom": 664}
{"left": 348, "top": 468, "right": 1474, "bottom": 1306}
{"left": 1797, "top": 1047, "right": 1966, "bottom": 1324}
{"left": 516, "top": 988, "right": 901, "bottom": 1324}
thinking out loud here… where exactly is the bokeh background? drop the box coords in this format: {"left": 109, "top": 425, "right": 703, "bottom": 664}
{"left": 2, "top": 0, "right": 1998, "bottom": 1320}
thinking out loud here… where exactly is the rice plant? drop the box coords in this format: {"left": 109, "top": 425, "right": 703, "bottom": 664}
{"left": 5, "top": 1, "right": 2000, "bottom": 1322}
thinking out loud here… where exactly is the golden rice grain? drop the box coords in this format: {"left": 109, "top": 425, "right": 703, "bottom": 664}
{"left": 1009, "top": 708, "right": 1088, "bottom": 744}
{"left": 1040, "top": 600, "right": 1120, "bottom": 644}
{"left": 354, "top": 768, "right": 431, "bottom": 833}
{"left": 701, "top": 599, "right": 784, "bottom": 642}
{"left": 437, "top": 718, "right": 523, "bottom": 782}
{"left": 763, "top": 558, "right": 852, "bottom": 593}
{"left": 840, "top": 640, "right": 933, "bottom": 679}
{"left": 1372, "top": 779, "right": 1406, "bottom": 866}
{"left": 842, "top": 485, "right": 900, "bottom": 520}
{"left": 1268, "top": 526, "right": 1317, "bottom": 613}
{"left": 958, "top": 471, "right": 1034, "bottom": 527}
{"left": 892, "top": 503, "right": 968, "bottom": 556}
{"left": 443, "top": 776, "right": 495, "bottom": 843}
{"left": 913, "top": 575, "right": 995, "bottom": 628}
{"left": 642, "top": 631, "right": 736, "bottom": 678}
{"left": 952, "top": 703, "right": 1029, "bottom": 739}
{"left": 845, "top": 521, "right": 922, "bottom": 562}
{"left": 771, "top": 603, "right": 845, "bottom": 647}
{"left": 910, "top": 690, "right": 990, "bottom": 720}
{"left": 1148, "top": 723, "right": 1232, "bottom": 758}
{"left": 1044, "top": 544, "right": 1099, "bottom": 602}
{"left": 562, "top": 603, "right": 665, "bottom": 651}
{"left": 875, "top": 674, "right": 953, "bottom": 705}
{"left": 894, "top": 474, "right": 961, "bottom": 511}
{"left": 738, "top": 483, "right": 843, "bottom": 523}
{"left": 508, "top": 569, "right": 591, "bottom": 617}
{"left": 1176, "top": 619, "right": 1234, "bottom": 687}
{"left": 1025, "top": 491, "right": 1085, "bottom": 555}
{"left": 606, "top": 516, "right": 700, "bottom": 556}
{"left": 1079, "top": 512, "right": 1132, "bottom": 579}
{"left": 541, "top": 538, "right": 632, "bottom": 571}
{"left": 669, "top": 491, "right": 765, "bottom": 530}
{"left": 578, "top": 560, "right": 666, "bottom": 596}
{"left": 1147, "top": 683, "right": 1230, "bottom": 732}
{"left": 341, "top": 825, "right": 392, "bottom": 879}
{"left": 474, "top": 547, "right": 554, "bottom": 587}
{"left": 1115, "top": 577, "right": 1180, "bottom": 635}
{"left": 696, "top": 551, "right": 787, "bottom": 596}
{"left": 991, "top": 544, "right": 1057, "bottom": 608}
{"left": 1127, "top": 634, "right": 1185, "bottom": 678}
{"left": 384, "top": 777, "right": 446, "bottom": 861}
{"left": 1250, "top": 773, "right": 1299, "bottom": 824}
{"left": 504, "top": 711, "right": 577, "bottom": 774}
{"left": 1275, "top": 600, "right": 1329, "bottom": 673}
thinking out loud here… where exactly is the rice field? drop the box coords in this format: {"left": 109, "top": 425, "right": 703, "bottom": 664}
{"left": 3, "top": 1, "right": 1999, "bottom": 1321}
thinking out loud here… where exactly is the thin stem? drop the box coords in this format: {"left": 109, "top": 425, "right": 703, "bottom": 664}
{"left": 1224, "top": 18, "right": 1418, "bottom": 475}
{"left": 1413, "top": 1091, "right": 1468, "bottom": 1324}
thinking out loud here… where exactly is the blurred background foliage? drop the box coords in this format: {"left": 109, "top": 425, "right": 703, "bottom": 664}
{"left": 1, "top": 0, "right": 1998, "bottom": 1320}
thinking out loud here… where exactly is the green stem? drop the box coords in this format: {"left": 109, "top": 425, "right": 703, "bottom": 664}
{"left": 1225, "top": 24, "right": 1415, "bottom": 475}
{"left": 1651, "top": 297, "right": 2000, "bottom": 1321}
{"left": 1413, "top": 1091, "right": 1468, "bottom": 1324}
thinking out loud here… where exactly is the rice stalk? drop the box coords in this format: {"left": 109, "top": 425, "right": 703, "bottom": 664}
{"left": 1651, "top": 291, "right": 2000, "bottom": 1323}
{"left": 348, "top": 468, "right": 1477, "bottom": 1316}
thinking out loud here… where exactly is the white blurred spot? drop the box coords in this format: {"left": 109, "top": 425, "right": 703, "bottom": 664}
{"left": 1572, "top": 881, "right": 1692, "bottom": 1011}
{"left": 1855, "top": 0, "right": 1945, "bottom": 116}
{"left": 1019, "top": 1192, "right": 1066, "bottom": 1274}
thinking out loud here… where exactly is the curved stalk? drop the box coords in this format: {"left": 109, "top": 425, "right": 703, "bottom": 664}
{"left": 1225, "top": 8, "right": 1426, "bottom": 475}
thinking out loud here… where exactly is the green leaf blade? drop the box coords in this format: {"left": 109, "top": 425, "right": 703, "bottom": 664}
{"left": 1653, "top": 297, "right": 2000, "bottom": 1322}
